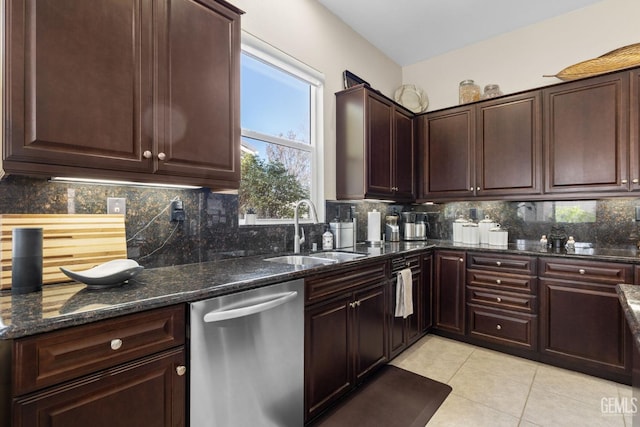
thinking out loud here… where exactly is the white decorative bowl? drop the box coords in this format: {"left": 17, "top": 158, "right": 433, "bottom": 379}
{"left": 60, "top": 259, "right": 144, "bottom": 289}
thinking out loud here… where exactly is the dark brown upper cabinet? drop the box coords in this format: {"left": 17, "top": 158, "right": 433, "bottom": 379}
{"left": 630, "top": 68, "right": 640, "bottom": 191}
{"left": 543, "top": 72, "right": 629, "bottom": 194}
{"left": 417, "top": 91, "right": 542, "bottom": 201}
{"left": 336, "top": 85, "right": 415, "bottom": 202}
{"left": 3, "top": 0, "right": 242, "bottom": 190}
{"left": 475, "top": 91, "right": 542, "bottom": 197}
{"left": 417, "top": 105, "right": 475, "bottom": 200}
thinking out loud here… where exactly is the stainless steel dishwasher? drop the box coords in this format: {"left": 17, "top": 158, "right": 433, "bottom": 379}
{"left": 189, "top": 279, "right": 304, "bottom": 426}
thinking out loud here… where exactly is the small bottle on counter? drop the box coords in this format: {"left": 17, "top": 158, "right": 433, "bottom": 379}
{"left": 540, "top": 235, "right": 548, "bottom": 247}
{"left": 565, "top": 236, "right": 575, "bottom": 250}
{"left": 322, "top": 225, "right": 334, "bottom": 250}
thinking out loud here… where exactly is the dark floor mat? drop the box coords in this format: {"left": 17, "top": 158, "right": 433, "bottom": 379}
{"left": 310, "top": 365, "right": 452, "bottom": 427}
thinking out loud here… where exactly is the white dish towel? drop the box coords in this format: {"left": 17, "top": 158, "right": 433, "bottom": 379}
{"left": 395, "top": 268, "right": 413, "bottom": 318}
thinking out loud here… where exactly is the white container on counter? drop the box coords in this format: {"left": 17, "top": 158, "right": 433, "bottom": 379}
{"left": 478, "top": 215, "right": 498, "bottom": 245}
{"left": 462, "top": 223, "right": 479, "bottom": 245}
{"left": 453, "top": 217, "right": 468, "bottom": 243}
{"left": 488, "top": 227, "right": 508, "bottom": 246}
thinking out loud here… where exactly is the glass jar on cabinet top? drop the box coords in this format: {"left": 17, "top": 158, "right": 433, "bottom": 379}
{"left": 481, "top": 84, "right": 503, "bottom": 99}
{"left": 459, "top": 80, "right": 480, "bottom": 104}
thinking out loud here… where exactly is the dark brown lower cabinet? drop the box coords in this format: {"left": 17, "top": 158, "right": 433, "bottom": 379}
{"left": 304, "top": 279, "right": 387, "bottom": 422}
{"left": 13, "top": 348, "right": 185, "bottom": 427}
{"left": 9, "top": 305, "right": 186, "bottom": 427}
{"left": 389, "top": 254, "right": 423, "bottom": 359}
{"left": 434, "top": 250, "right": 466, "bottom": 335}
{"left": 539, "top": 258, "right": 633, "bottom": 383}
{"left": 467, "top": 304, "right": 538, "bottom": 352}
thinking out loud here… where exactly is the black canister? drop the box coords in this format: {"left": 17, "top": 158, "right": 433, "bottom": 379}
{"left": 11, "top": 227, "right": 43, "bottom": 294}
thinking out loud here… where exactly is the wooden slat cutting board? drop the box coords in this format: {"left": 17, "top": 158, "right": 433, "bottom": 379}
{"left": 1, "top": 214, "right": 128, "bottom": 290}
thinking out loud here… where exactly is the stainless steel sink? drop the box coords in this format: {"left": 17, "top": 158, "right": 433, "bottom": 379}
{"left": 265, "top": 251, "right": 367, "bottom": 267}
{"left": 310, "top": 251, "right": 368, "bottom": 262}
{"left": 264, "top": 255, "right": 338, "bottom": 266}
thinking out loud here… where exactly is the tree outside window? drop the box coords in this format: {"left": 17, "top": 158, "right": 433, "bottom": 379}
{"left": 239, "top": 45, "right": 318, "bottom": 222}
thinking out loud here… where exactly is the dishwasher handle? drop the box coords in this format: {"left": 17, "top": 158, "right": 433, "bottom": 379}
{"left": 203, "top": 291, "right": 298, "bottom": 323}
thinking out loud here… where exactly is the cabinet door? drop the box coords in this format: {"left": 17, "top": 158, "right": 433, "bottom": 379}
{"left": 353, "top": 284, "right": 387, "bottom": 382}
{"left": 304, "top": 295, "right": 352, "bottom": 421}
{"left": 393, "top": 108, "right": 415, "bottom": 201}
{"left": 631, "top": 69, "right": 640, "bottom": 190}
{"left": 5, "top": 0, "right": 153, "bottom": 174}
{"left": 476, "top": 91, "right": 542, "bottom": 196}
{"left": 421, "top": 253, "right": 434, "bottom": 332}
{"left": 540, "top": 279, "right": 631, "bottom": 381}
{"left": 434, "top": 251, "right": 466, "bottom": 335}
{"left": 155, "top": 0, "right": 241, "bottom": 185}
{"left": 543, "top": 72, "right": 629, "bottom": 194}
{"left": 419, "top": 106, "right": 475, "bottom": 199}
{"left": 366, "top": 94, "right": 394, "bottom": 197}
{"left": 13, "top": 348, "right": 185, "bottom": 427}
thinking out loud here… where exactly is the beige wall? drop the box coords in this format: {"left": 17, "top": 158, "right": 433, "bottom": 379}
{"left": 234, "top": 0, "right": 640, "bottom": 198}
{"left": 403, "top": 0, "right": 640, "bottom": 111}
{"left": 233, "top": 0, "right": 403, "bottom": 200}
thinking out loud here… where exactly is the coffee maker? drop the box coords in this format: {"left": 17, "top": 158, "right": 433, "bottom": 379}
{"left": 385, "top": 215, "right": 400, "bottom": 242}
{"left": 415, "top": 213, "right": 428, "bottom": 241}
{"left": 401, "top": 212, "right": 416, "bottom": 241}
{"left": 400, "top": 212, "right": 428, "bottom": 241}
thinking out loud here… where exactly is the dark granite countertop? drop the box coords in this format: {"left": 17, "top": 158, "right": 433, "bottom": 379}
{"left": 618, "top": 284, "right": 640, "bottom": 352}
{"left": 2, "top": 239, "right": 640, "bottom": 340}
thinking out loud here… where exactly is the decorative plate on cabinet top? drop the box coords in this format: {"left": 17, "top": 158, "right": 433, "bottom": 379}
{"left": 60, "top": 259, "right": 144, "bottom": 289}
{"left": 394, "top": 84, "right": 429, "bottom": 113}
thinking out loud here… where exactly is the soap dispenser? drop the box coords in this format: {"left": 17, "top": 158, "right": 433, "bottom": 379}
{"left": 322, "top": 225, "right": 334, "bottom": 250}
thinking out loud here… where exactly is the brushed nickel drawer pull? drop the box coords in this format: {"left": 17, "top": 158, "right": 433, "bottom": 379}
{"left": 496, "top": 324, "right": 502, "bottom": 330}
{"left": 176, "top": 365, "right": 187, "bottom": 376}
{"left": 110, "top": 339, "right": 123, "bottom": 350}
{"left": 496, "top": 261, "right": 501, "bottom": 266}
{"left": 579, "top": 269, "right": 586, "bottom": 275}
{"left": 496, "top": 297, "right": 502, "bottom": 303}
{"left": 496, "top": 279, "right": 501, "bottom": 285}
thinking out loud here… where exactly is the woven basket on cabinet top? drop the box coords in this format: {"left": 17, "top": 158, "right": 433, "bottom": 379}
{"left": 545, "top": 42, "right": 640, "bottom": 80}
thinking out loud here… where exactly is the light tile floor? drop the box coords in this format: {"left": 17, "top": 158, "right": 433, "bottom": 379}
{"left": 390, "top": 334, "right": 635, "bottom": 427}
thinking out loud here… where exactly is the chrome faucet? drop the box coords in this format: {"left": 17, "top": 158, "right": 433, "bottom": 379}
{"left": 293, "top": 199, "right": 319, "bottom": 253}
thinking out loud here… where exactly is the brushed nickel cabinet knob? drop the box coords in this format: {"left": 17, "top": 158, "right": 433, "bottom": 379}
{"left": 110, "top": 339, "right": 123, "bottom": 350}
{"left": 143, "top": 150, "right": 152, "bottom": 159}
{"left": 158, "top": 152, "right": 167, "bottom": 161}
{"left": 176, "top": 365, "right": 187, "bottom": 376}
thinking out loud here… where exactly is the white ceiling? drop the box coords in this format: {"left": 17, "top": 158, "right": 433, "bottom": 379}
{"left": 317, "top": 0, "right": 605, "bottom": 67}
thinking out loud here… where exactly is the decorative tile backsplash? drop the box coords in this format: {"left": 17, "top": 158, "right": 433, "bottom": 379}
{"left": 2, "top": 175, "right": 640, "bottom": 269}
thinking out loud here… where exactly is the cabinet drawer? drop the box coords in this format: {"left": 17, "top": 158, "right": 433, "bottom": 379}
{"left": 467, "top": 287, "right": 537, "bottom": 313}
{"left": 13, "top": 305, "right": 185, "bottom": 396}
{"left": 468, "top": 304, "right": 537, "bottom": 350}
{"left": 305, "top": 261, "right": 387, "bottom": 304}
{"left": 466, "top": 270, "right": 537, "bottom": 294}
{"left": 538, "top": 258, "right": 633, "bottom": 284}
{"left": 467, "top": 252, "right": 536, "bottom": 275}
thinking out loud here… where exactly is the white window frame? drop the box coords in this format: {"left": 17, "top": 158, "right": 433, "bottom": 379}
{"left": 240, "top": 31, "right": 325, "bottom": 224}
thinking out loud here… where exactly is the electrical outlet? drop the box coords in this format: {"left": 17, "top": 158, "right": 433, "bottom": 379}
{"left": 107, "top": 197, "right": 126, "bottom": 215}
{"left": 170, "top": 200, "right": 185, "bottom": 222}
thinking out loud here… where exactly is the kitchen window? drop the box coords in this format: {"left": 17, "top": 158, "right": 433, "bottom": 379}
{"left": 239, "top": 32, "right": 324, "bottom": 224}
